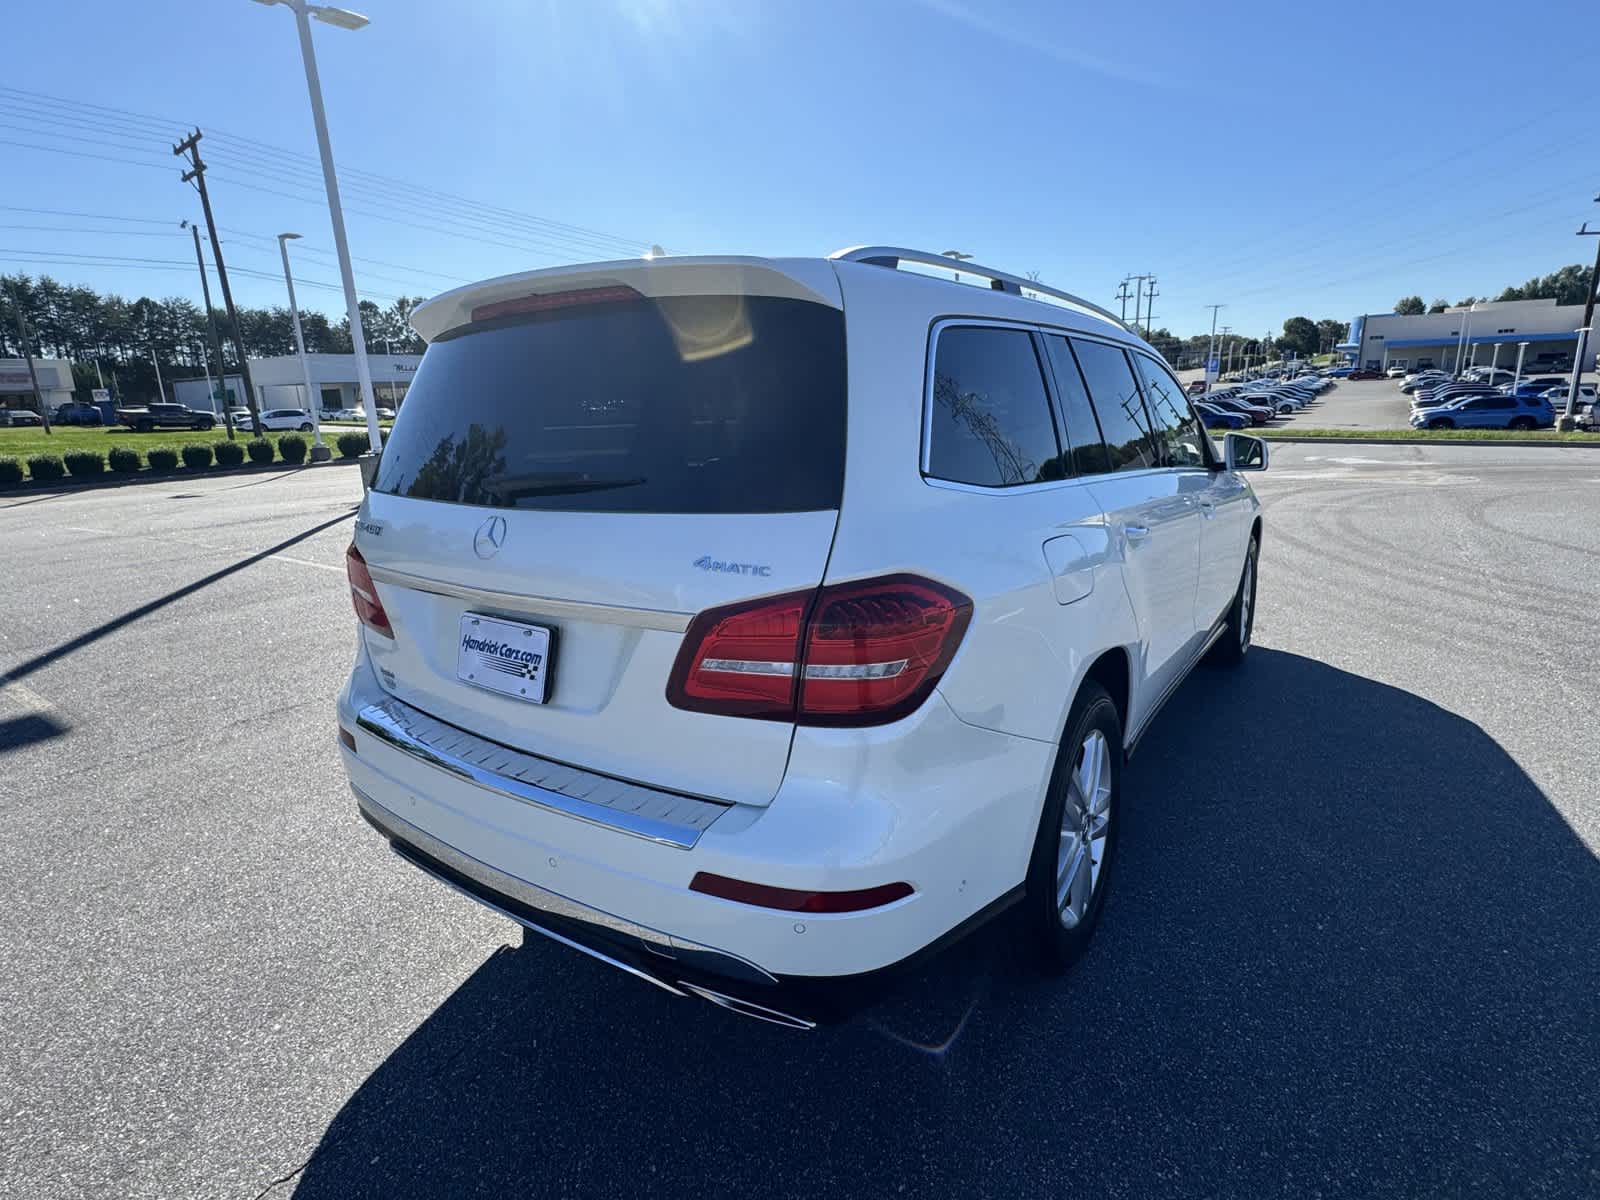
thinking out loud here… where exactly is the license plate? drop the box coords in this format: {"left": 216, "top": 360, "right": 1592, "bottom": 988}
{"left": 457, "top": 614, "right": 553, "bottom": 704}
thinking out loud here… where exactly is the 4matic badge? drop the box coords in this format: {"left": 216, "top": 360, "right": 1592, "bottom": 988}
{"left": 693, "top": 555, "right": 771, "bottom": 578}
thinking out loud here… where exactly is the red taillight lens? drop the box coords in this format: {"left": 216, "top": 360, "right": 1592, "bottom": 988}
{"left": 345, "top": 544, "right": 393, "bottom": 638}
{"left": 665, "top": 589, "right": 811, "bottom": 720}
{"left": 689, "top": 872, "right": 913, "bottom": 913}
{"left": 666, "top": 574, "right": 971, "bottom": 726}
{"left": 470, "top": 285, "right": 642, "bottom": 323}
{"left": 799, "top": 575, "right": 972, "bottom": 726}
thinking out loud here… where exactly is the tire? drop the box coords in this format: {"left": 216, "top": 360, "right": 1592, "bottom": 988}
{"left": 299, "top": 422, "right": 312, "bottom": 432}
{"left": 1428, "top": 417, "right": 1454, "bottom": 430}
{"left": 1508, "top": 416, "right": 1535, "bottom": 431}
{"left": 1023, "top": 681, "right": 1122, "bottom": 972}
{"left": 137, "top": 420, "right": 153, "bottom": 432}
{"left": 1209, "top": 534, "right": 1258, "bottom": 667}
{"left": 195, "top": 419, "right": 214, "bottom": 430}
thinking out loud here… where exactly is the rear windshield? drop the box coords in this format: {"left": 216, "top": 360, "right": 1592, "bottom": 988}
{"left": 372, "top": 294, "right": 846, "bottom": 514}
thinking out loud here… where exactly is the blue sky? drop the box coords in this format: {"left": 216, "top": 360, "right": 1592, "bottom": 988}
{"left": 5, "top": 0, "right": 1598, "bottom": 339}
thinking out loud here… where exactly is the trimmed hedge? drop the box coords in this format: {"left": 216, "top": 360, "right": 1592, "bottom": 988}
{"left": 336, "top": 431, "right": 369, "bottom": 459}
{"left": 0, "top": 456, "right": 21, "bottom": 485}
{"left": 146, "top": 446, "right": 179, "bottom": 471}
{"left": 181, "top": 444, "right": 214, "bottom": 469}
{"left": 277, "top": 433, "right": 308, "bottom": 464}
{"left": 27, "top": 454, "right": 66, "bottom": 481}
{"left": 63, "top": 450, "right": 106, "bottom": 477}
{"left": 246, "top": 437, "right": 276, "bottom": 464}
{"left": 214, "top": 439, "right": 247, "bottom": 467}
{"left": 108, "top": 446, "right": 141, "bottom": 473}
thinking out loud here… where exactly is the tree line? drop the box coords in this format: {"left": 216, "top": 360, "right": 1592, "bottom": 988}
{"left": 1393, "top": 263, "right": 1592, "bottom": 316}
{"left": 1141, "top": 317, "right": 1347, "bottom": 368}
{"left": 0, "top": 273, "right": 426, "bottom": 402}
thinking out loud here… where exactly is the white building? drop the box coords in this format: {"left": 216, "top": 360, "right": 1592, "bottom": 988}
{"left": 1338, "top": 299, "right": 1596, "bottom": 376}
{"left": 0, "top": 358, "right": 75, "bottom": 414}
{"left": 173, "top": 352, "right": 422, "bottom": 414}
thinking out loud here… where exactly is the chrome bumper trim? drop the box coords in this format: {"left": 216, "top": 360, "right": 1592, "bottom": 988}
{"left": 365, "top": 563, "right": 692, "bottom": 633}
{"left": 355, "top": 695, "right": 730, "bottom": 850}
{"left": 354, "top": 787, "right": 778, "bottom": 987}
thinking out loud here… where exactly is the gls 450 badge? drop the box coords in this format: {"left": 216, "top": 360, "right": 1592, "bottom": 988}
{"left": 693, "top": 556, "right": 771, "bottom": 578}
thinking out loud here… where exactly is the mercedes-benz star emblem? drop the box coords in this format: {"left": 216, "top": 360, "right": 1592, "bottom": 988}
{"left": 473, "top": 515, "right": 507, "bottom": 559}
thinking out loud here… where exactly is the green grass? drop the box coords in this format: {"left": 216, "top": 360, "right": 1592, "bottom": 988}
{"left": 1253, "top": 427, "right": 1600, "bottom": 443}
{"left": 0, "top": 422, "right": 389, "bottom": 481}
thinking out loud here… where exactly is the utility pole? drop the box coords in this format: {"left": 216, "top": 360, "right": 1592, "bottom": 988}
{"left": 1559, "top": 204, "right": 1599, "bottom": 430}
{"left": 173, "top": 130, "right": 261, "bottom": 436}
{"left": 1204, "top": 304, "right": 1223, "bottom": 388}
{"left": 1116, "top": 278, "right": 1134, "bottom": 323}
{"left": 1143, "top": 276, "right": 1159, "bottom": 335}
{"left": 149, "top": 342, "right": 166, "bottom": 403}
{"left": 186, "top": 221, "right": 236, "bottom": 439}
{"left": 7, "top": 285, "right": 48, "bottom": 434}
{"left": 1129, "top": 273, "right": 1149, "bottom": 332}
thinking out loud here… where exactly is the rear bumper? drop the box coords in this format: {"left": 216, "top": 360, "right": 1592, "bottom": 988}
{"left": 337, "top": 650, "right": 1051, "bottom": 997}
{"left": 356, "top": 789, "right": 1020, "bottom": 1027}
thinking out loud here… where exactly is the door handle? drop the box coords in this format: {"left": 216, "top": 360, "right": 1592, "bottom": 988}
{"left": 1125, "top": 524, "right": 1151, "bottom": 542}
{"left": 1197, "top": 498, "right": 1217, "bottom": 519}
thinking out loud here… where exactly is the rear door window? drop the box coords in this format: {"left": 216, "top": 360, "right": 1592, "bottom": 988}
{"left": 1040, "top": 335, "right": 1111, "bottom": 475}
{"left": 372, "top": 294, "right": 846, "bottom": 513}
{"left": 1133, "top": 354, "right": 1210, "bottom": 469}
{"left": 1067, "top": 338, "right": 1159, "bottom": 472}
{"left": 925, "top": 326, "right": 1063, "bottom": 487}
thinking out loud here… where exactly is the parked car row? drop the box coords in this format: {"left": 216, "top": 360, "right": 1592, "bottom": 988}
{"left": 1192, "top": 372, "right": 1335, "bottom": 430}
{"left": 1401, "top": 367, "right": 1595, "bottom": 430}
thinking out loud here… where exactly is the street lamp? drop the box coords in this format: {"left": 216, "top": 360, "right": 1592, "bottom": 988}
{"left": 277, "top": 232, "right": 330, "bottom": 461}
{"left": 942, "top": 249, "right": 973, "bottom": 284}
{"left": 1512, "top": 340, "right": 1529, "bottom": 397}
{"left": 252, "top": 0, "right": 384, "bottom": 456}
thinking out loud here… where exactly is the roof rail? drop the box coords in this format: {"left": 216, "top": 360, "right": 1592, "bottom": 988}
{"left": 829, "top": 246, "right": 1144, "bottom": 339}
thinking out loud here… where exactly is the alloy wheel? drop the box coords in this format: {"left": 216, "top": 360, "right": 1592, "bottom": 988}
{"left": 1240, "top": 551, "right": 1255, "bottom": 648}
{"left": 1057, "top": 729, "right": 1112, "bottom": 929}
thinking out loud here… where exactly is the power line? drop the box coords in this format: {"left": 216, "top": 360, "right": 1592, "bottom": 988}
{"left": 0, "top": 86, "right": 661, "bottom": 258}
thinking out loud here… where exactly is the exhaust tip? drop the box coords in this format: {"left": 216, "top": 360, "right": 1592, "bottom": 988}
{"left": 678, "top": 982, "right": 816, "bottom": 1031}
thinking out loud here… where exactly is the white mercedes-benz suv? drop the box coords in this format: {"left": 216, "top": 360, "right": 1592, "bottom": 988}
{"left": 337, "top": 246, "right": 1265, "bottom": 1028}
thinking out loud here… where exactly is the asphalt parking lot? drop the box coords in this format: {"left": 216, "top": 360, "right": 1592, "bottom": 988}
{"left": 3, "top": 447, "right": 1599, "bottom": 1198}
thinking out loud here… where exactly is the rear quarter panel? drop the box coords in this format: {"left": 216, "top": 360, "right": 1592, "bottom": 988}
{"left": 824, "top": 262, "right": 1142, "bottom": 754}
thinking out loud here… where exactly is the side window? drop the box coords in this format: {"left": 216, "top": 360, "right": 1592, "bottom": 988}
{"left": 1133, "top": 354, "right": 1210, "bottom": 469}
{"left": 1067, "top": 338, "right": 1158, "bottom": 472}
{"left": 1469, "top": 396, "right": 1512, "bottom": 409}
{"left": 1041, "top": 335, "right": 1112, "bottom": 475}
{"left": 927, "top": 326, "right": 1063, "bottom": 487}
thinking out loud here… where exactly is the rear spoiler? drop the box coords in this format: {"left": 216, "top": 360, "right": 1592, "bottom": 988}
{"left": 409, "top": 256, "right": 843, "bottom": 344}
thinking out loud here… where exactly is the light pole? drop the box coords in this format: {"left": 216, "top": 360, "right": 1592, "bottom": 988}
{"left": 278, "top": 232, "right": 331, "bottom": 461}
{"left": 252, "top": 0, "right": 383, "bottom": 456}
{"left": 1512, "top": 341, "right": 1528, "bottom": 397}
{"left": 942, "top": 250, "right": 973, "bottom": 285}
{"left": 149, "top": 341, "right": 165, "bottom": 402}
{"left": 1204, "top": 303, "right": 1223, "bottom": 388}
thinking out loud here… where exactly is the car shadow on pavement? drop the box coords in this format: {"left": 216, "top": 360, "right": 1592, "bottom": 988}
{"left": 292, "top": 649, "right": 1600, "bottom": 1198}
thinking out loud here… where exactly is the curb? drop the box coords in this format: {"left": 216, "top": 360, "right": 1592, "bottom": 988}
{"left": 1256, "top": 435, "right": 1600, "bottom": 448}
{"left": 0, "top": 455, "right": 363, "bottom": 497}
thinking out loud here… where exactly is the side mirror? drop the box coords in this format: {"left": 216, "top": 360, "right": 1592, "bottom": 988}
{"left": 1225, "top": 433, "right": 1267, "bottom": 472}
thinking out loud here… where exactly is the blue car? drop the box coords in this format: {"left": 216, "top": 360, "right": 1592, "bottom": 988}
{"left": 1502, "top": 377, "right": 1569, "bottom": 400}
{"left": 1410, "top": 394, "right": 1555, "bottom": 430}
{"left": 1194, "top": 402, "right": 1248, "bottom": 430}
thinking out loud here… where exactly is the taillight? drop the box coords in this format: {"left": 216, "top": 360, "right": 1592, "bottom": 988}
{"left": 345, "top": 544, "right": 393, "bottom": 638}
{"left": 666, "top": 574, "right": 971, "bottom": 726}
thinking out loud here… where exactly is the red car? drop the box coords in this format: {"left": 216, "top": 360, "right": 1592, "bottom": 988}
{"left": 1347, "top": 368, "right": 1384, "bottom": 380}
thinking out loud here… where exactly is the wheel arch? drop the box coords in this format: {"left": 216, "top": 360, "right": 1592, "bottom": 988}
{"left": 1078, "top": 646, "right": 1132, "bottom": 752}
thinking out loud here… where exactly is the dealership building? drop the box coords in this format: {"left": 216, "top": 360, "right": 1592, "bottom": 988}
{"left": 1338, "top": 298, "right": 1596, "bottom": 375}
{"left": 0, "top": 358, "right": 76, "bottom": 413}
{"left": 172, "top": 352, "right": 422, "bottom": 414}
